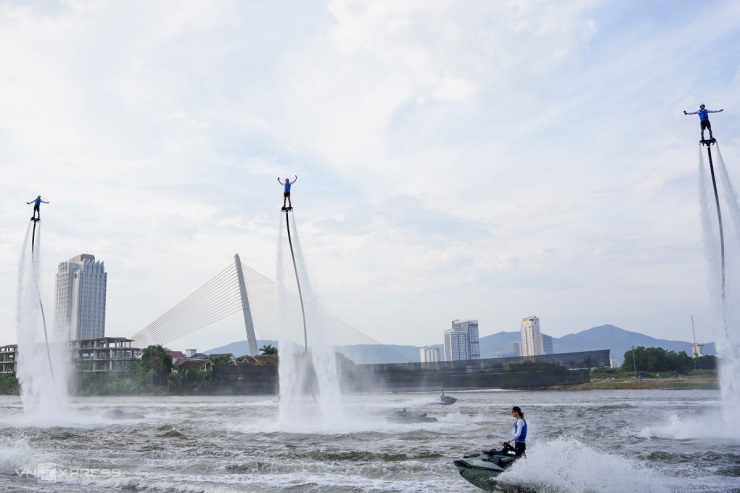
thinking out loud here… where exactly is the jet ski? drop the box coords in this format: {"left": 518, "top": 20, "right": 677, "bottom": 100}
{"left": 438, "top": 395, "right": 457, "bottom": 405}
{"left": 453, "top": 443, "right": 517, "bottom": 491}
{"left": 386, "top": 408, "right": 438, "bottom": 423}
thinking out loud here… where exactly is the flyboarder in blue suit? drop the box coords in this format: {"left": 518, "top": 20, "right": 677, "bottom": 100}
{"left": 684, "top": 104, "right": 724, "bottom": 140}
{"left": 278, "top": 175, "right": 297, "bottom": 211}
{"left": 27, "top": 195, "right": 49, "bottom": 221}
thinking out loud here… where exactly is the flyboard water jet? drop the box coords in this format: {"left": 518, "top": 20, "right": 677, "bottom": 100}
{"left": 700, "top": 137, "right": 730, "bottom": 339}
{"left": 686, "top": 106, "right": 740, "bottom": 406}
{"left": 281, "top": 203, "right": 320, "bottom": 408}
{"left": 31, "top": 220, "right": 58, "bottom": 388}
{"left": 21, "top": 195, "right": 63, "bottom": 413}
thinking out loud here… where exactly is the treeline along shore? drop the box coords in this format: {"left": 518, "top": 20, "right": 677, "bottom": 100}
{"left": 0, "top": 346, "right": 718, "bottom": 396}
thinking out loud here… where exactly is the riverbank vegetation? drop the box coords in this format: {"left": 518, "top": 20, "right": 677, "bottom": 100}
{"left": 554, "top": 348, "right": 719, "bottom": 390}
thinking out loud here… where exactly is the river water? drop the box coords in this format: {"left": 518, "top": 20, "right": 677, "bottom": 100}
{"left": 0, "top": 389, "right": 738, "bottom": 492}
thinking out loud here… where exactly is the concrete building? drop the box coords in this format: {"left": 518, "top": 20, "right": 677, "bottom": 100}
{"left": 55, "top": 254, "right": 108, "bottom": 340}
{"left": 512, "top": 342, "right": 521, "bottom": 357}
{"left": 0, "top": 345, "right": 16, "bottom": 373}
{"left": 444, "top": 319, "right": 480, "bottom": 361}
{"left": 542, "top": 334, "right": 554, "bottom": 355}
{"left": 70, "top": 337, "right": 141, "bottom": 372}
{"left": 520, "top": 316, "right": 544, "bottom": 356}
{"left": 419, "top": 345, "right": 440, "bottom": 364}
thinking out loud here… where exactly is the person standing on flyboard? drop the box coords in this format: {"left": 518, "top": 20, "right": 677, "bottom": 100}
{"left": 278, "top": 175, "right": 297, "bottom": 211}
{"left": 684, "top": 104, "right": 724, "bottom": 141}
{"left": 27, "top": 195, "right": 49, "bottom": 221}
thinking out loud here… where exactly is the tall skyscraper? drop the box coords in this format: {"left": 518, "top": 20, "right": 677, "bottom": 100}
{"left": 54, "top": 254, "right": 108, "bottom": 340}
{"left": 520, "top": 316, "right": 543, "bottom": 356}
{"left": 444, "top": 319, "right": 480, "bottom": 361}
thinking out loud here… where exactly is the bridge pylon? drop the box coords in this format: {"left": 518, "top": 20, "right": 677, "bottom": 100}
{"left": 235, "top": 253, "right": 259, "bottom": 357}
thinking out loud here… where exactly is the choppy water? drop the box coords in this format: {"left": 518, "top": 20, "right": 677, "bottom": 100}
{"left": 0, "top": 390, "right": 738, "bottom": 492}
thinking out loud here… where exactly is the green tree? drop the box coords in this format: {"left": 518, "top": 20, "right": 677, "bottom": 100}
{"left": 127, "top": 361, "right": 155, "bottom": 391}
{"left": 622, "top": 346, "right": 694, "bottom": 375}
{"left": 209, "top": 355, "right": 232, "bottom": 365}
{"left": 168, "top": 369, "right": 209, "bottom": 395}
{"left": 693, "top": 355, "right": 717, "bottom": 370}
{"left": 141, "top": 345, "right": 174, "bottom": 386}
{"left": 260, "top": 344, "right": 278, "bottom": 355}
{"left": 0, "top": 373, "right": 20, "bottom": 395}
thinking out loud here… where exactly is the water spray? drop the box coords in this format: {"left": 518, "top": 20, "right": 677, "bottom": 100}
{"left": 30, "top": 221, "right": 57, "bottom": 382}
{"left": 283, "top": 208, "right": 321, "bottom": 408}
{"left": 701, "top": 138, "right": 730, "bottom": 338}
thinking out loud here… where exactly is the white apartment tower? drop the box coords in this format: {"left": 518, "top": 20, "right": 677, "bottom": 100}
{"left": 444, "top": 319, "right": 480, "bottom": 361}
{"left": 54, "top": 254, "right": 108, "bottom": 340}
{"left": 419, "top": 345, "right": 440, "bottom": 364}
{"left": 520, "top": 316, "right": 544, "bottom": 356}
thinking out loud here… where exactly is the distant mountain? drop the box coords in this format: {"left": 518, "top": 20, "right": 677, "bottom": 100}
{"left": 205, "top": 340, "right": 278, "bottom": 356}
{"left": 204, "top": 339, "right": 421, "bottom": 363}
{"left": 550, "top": 324, "right": 716, "bottom": 363}
{"left": 205, "top": 324, "right": 715, "bottom": 364}
{"left": 478, "top": 332, "right": 522, "bottom": 358}
{"left": 479, "top": 324, "right": 716, "bottom": 363}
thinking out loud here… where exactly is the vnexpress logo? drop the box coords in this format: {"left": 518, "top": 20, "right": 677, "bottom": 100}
{"left": 36, "top": 463, "right": 57, "bottom": 483}
{"left": 16, "top": 462, "right": 122, "bottom": 482}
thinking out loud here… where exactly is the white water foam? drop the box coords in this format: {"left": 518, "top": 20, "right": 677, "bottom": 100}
{"left": 497, "top": 437, "right": 674, "bottom": 493}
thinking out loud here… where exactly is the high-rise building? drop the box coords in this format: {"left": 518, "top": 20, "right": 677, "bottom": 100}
{"left": 54, "top": 254, "right": 108, "bottom": 340}
{"left": 444, "top": 319, "right": 480, "bottom": 361}
{"left": 512, "top": 342, "right": 521, "bottom": 357}
{"left": 541, "top": 334, "right": 554, "bottom": 355}
{"left": 419, "top": 345, "right": 440, "bottom": 364}
{"left": 520, "top": 316, "right": 543, "bottom": 356}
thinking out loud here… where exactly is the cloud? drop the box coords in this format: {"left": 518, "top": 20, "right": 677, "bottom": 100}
{"left": 0, "top": 1, "right": 738, "bottom": 352}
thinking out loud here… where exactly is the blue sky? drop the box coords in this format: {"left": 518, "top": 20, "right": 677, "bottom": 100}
{"left": 1, "top": 0, "right": 739, "bottom": 351}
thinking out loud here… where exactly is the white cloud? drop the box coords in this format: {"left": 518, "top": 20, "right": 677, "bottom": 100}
{"left": 1, "top": 0, "right": 739, "bottom": 353}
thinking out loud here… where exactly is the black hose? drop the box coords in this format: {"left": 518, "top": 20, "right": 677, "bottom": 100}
{"left": 704, "top": 141, "right": 730, "bottom": 337}
{"left": 30, "top": 220, "right": 62, "bottom": 409}
{"left": 284, "top": 210, "right": 320, "bottom": 406}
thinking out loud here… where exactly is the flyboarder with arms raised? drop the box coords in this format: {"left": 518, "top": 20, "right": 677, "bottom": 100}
{"left": 27, "top": 195, "right": 49, "bottom": 221}
{"left": 278, "top": 175, "right": 297, "bottom": 211}
{"left": 684, "top": 104, "right": 724, "bottom": 141}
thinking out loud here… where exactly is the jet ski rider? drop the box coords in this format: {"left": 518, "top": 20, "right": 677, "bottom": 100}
{"left": 504, "top": 406, "right": 527, "bottom": 458}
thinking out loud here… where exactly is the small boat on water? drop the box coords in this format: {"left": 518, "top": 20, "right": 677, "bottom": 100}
{"left": 385, "top": 409, "right": 438, "bottom": 423}
{"left": 453, "top": 443, "right": 519, "bottom": 491}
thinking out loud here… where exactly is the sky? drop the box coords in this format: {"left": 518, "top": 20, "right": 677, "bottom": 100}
{"left": 1, "top": 0, "right": 739, "bottom": 352}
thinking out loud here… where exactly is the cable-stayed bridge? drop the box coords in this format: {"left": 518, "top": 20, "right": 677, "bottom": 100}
{"left": 130, "top": 254, "right": 411, "bottom": 365}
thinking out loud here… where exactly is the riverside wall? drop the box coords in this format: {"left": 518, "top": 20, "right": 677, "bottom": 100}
{"left": 213, "top": 350, "right": 609, "bottom": 394}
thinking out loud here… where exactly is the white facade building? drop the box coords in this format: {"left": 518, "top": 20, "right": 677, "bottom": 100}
{"left": 520, "top": 316, "right": 544, "bottom": 356}
{"left": 55, "top": 254, "right": 108, "bottom": 340}
{"left": 419, "top": 345, "right": 440, "bottom": 364}
{"left": 444, "top": 319, "right": 480, "bottom": 361}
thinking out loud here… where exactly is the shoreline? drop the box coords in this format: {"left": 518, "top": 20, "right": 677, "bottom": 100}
{"left": 555, "top": 376, "right": 719, "bottom": 391}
